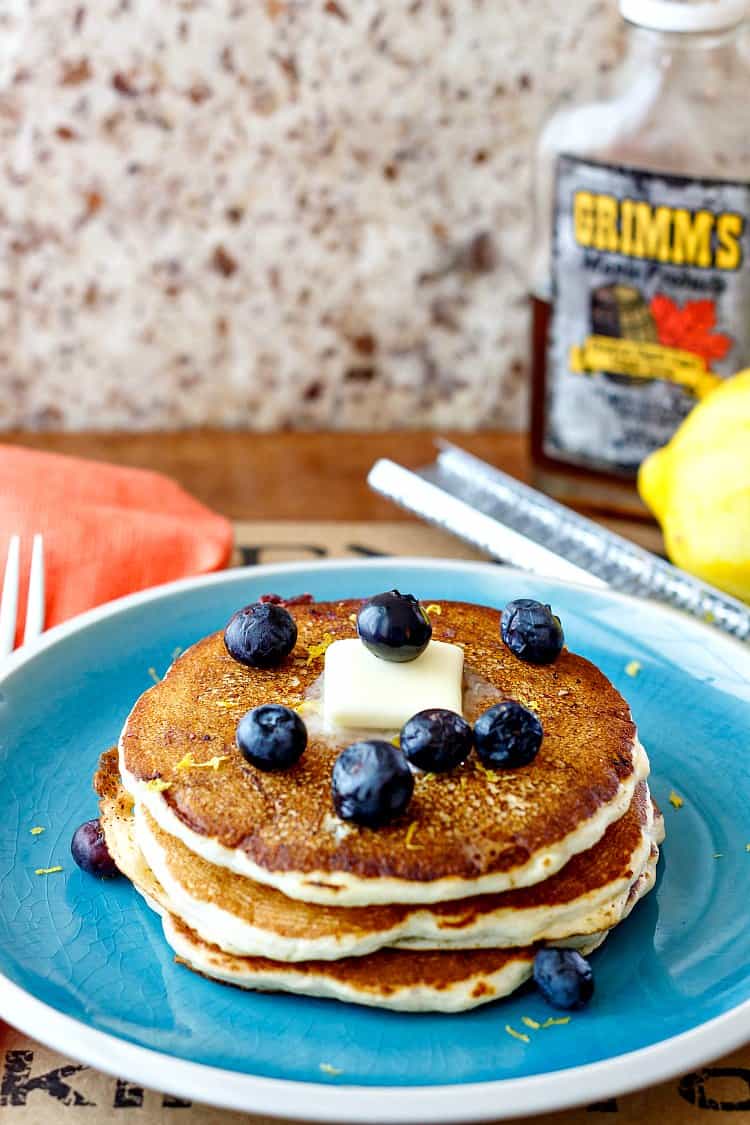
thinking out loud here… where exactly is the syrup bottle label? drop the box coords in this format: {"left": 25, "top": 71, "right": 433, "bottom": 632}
{"left": 545, "top": 154, "right": 750, "bottom": 473}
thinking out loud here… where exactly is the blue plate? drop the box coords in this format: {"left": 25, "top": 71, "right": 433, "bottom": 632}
{"left": 1, "top": 559, "right": 749, "bottom": 1122}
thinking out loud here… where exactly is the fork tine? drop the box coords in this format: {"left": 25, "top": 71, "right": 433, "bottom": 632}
{"left": 0, "top": 535, "right": 21, "bottom": 659}
{"left": 23, "top": 534, "right": 45, "bottom": 645}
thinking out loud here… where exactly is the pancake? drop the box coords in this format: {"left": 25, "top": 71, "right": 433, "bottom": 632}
{"left": 97, "top": 750, "right": 663, "bottom": 962}
{"left": 159, "top": 914, "right": 607, "bottom": 1013}
{"left": 97, "top": 777, "right": 614, "bottom": 1012}
{"left": 119, "top": 598, "right": 649, "bottom": 907}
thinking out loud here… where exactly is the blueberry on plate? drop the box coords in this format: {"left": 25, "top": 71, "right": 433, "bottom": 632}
{"left": 500, "top": 598, "right": 564, "bottom": 665}
{"left": 474, "top": 700, "right": 543, "bottom": 769}
{"left": 224, "top": 602, "right": 297, "bottom": 668}
{"left": 357, "top": 591, "right": 432, "bottom": 663}
{"left": 533, "top": 948, "right": 594, "bottom": 1010}
{"left": 332, "top": 740, "right": 414, "bottom": 827}
{"left": 237, "top": 704, "right": 307, "bottom": 771}
{"left": 71, "top": 818, "right": 119, "bottom": 877}
{"left": 400, "top": 709, "right": 473, "bottom": 773}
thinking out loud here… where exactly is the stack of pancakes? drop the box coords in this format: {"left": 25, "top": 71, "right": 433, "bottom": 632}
{"left": 97, "top": 599, "right": 663, "bottom": 1012}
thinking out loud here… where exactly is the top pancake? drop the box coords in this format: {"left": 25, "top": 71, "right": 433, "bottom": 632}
{"left": 120, "top": 598, "right": 646, "bottom": 906}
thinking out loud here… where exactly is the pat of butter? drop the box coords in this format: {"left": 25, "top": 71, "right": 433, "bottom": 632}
{"left": 323, "top": 638, "right": 464, "bottom": 731}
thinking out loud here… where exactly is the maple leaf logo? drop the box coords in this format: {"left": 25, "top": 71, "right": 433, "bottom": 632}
{"left": 650, "top": 295, "right": 733, "bottom": 370}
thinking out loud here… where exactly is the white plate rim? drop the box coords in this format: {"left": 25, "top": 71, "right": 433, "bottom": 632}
{"left": 0, "top": 556, "right": 748, "bottom": 1122}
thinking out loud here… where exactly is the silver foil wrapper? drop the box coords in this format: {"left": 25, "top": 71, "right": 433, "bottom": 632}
{"left": 368, "top": 442, "right": 750, "bottom": 645}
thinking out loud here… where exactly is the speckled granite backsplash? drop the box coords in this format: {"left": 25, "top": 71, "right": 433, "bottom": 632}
{"left": 0, "top": 1, "right": 621, "bottom": 431}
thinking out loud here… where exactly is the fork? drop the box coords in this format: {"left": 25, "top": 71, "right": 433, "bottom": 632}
{"left": 0, "top": 534, "right": 45, "bottom": 660}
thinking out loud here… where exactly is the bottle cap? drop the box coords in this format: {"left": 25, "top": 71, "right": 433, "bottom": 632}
{"left": 620, "top": 0, "right": 748, "bottom": 30}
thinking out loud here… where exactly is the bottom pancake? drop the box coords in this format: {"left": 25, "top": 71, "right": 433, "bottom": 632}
{"left": 99, "top": 756, "right": 654, "bottom": 1012}
{"left": 159, "top": 909, "right": 605, "bottom": 1013}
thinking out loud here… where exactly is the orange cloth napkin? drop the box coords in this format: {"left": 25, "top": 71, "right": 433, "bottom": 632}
{"left": 1, "top": 445, "right": 234, "bottom": 644}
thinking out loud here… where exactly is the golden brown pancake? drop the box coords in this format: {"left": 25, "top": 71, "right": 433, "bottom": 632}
{"left": 97, "top": 750, "right": 661, "bottom": 960}
{"left": 118, "top": 598, "right": 647, "bottom": 904}
{"left": 119, "top": 599, "right": 645, "bottom": 905}
{"left": 96, "top": 771, "right": 612, "bottom": 1012}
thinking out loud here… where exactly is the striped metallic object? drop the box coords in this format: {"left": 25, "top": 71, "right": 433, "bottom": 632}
{"left": 368, "top": 441, "right": 750, "bottom": 644}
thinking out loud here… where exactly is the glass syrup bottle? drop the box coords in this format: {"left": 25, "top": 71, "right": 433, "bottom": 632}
{"left": 529, "top": 0, "right": 750, "bottom": 513}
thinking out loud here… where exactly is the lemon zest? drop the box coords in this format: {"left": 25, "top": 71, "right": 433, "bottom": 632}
{"left": 746, "top": 844, "right": 750, "bottom": 852}
{"left": 147, "top": 667, "right": 161, "bottom": 685}
{"left": 176, "top": 753, "right": 228, "bottom": 772}
{"left": 713, "top": 853, "right": 723, "bottom": 858}
{"left": 295, "top": 700, "right": 320, "bottom": 716}
{"left": 30, "top": 826, "right": 45, "bottom": 836}
{"left": 391, "top": 735, "right": 400, "bottom": 748}
{"left": 477, "top": 762, "right": 498, "bottom": 783}
{"left": 405, "top": 822, "right": 421, "bottom": 850}
{"left": 505, "top": 1025, "right": 530, "bottom": 1044}
{"left": 541, "top": 1016, "right": 571, "bottom": 1028}
{"left": 425, "top": 604, "right": 442, "bottom": 615}
{"left": 521, "top": 1016, "right": 541, "bottom": 1030}
{"left": 703, "top": 611, "right": 716, "bottom": 625}
{"left": 625, "top": 660, "right": 642, "bottom": 678}
{"left": 307, "top": 633, "right": 335, "bottom": 665}
{"left": 348, "top": 614, "right": 357, "bottom": 624}
{"left": 319, "top": 1063, "right": 343, "bottom": 1076}
{"left": 171, "top": 646, "right": 183, "bottom": 661}
{"left": 35, "top": 866, "right": 63, "bottom": 876}
{"left": 146, "top": 778, "right": 172, "bottom": 792}
{"left": 669, "top": 790, "right": 684, "bottom": 809}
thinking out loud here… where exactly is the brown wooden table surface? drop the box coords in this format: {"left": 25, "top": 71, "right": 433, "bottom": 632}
{"left": 3, "top": 431, "right": 526, "bottom": 521}
{"left": 2, "top": 429, "right": 663, "bottom": 550}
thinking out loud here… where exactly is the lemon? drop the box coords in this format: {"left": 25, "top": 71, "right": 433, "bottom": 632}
{"left": 638, "top": 370, "right": 750, "bottom": 602}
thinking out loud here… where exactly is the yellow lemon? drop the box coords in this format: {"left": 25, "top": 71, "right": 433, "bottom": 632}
{"left": 638, "top": 370, "right": 750, "bottom": 602}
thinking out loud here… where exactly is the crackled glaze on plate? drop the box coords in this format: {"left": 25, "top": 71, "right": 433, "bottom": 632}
{"left": 0, "top": 560, "right": 749, "bottom": 1122}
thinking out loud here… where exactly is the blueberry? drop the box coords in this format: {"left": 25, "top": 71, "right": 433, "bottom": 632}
{"left": 400, "top": 709, "right": 474, "bottom": 773}
{"left": 332, "top": 740, "right": 414, "bottom": 827}
{"left": 357, "top": 591, "right": 432, "bottom": 663}
{"left": 71, "top": 818, "right": 118, "bottom": 877}
{"left": 224, "top": 602, "right": 297, "bottom": 668}
{"left": 500, "top": 598, "right": 564, "bottom": 664}
{"left": 237, "top": 704, "right": 307, "bottom": 771}
{"left": 533, "top": 948, "right": 594, "bottom": 1010}
{"left": 474, "top": 700, "right": 543, "bottom": 769}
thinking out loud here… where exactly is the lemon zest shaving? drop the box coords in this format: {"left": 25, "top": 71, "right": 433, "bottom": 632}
{"left": 319, "top": 1063, "right": 343, "bottom": 1076}
{"left": 505, "top": 1025, "right": 530, "bottom": 1044}
{"left": 348, "top": 614, "right": 357, "bottom": 624}
{"left": 146, "top": 778, "right": 172, "bottom": 792}
{"left": 405, "top": 822, "right": 421, "bottom": 850}
{"left": 391, "top": 735, "right": 400, "bottom": 748}
{"left": 521, "top": 1016, "right": 541, "bottom": 1030}
{"left": 30, "top": 826, "right": 45, "bottom": 836}
{"left": 669, "top": 791, "right": 684, "bottom": 809}
{"left": 147, "top": 667, "right": 161, "bottom": 685}
{"left": 35, "top": 866, "right": 63, "bottom": 876}
{"left": 425, "top": 604, "right": 442, "bottom": 615}
{"left": 295, "top": 700, "right": 320, "bottom": 716}
{"left": 176, "top": 753, "right": 228, "bottom": 772}
{"left": 477, "top": 762, "right": 498, "bottom": 783}
{"left": 625, "top": 660, "right": 642, "bottom": 678}
{"left": 703, "top": 611, "right": 716, "bottom": 624}
{"left": 171, "top": 646, "right": 183, "bottom": 661}
{"left": 212, "top": 700, "right": 239, "bottom": 710}
{"left": 541, "top": 1016, "right": 571, "bottom": 1028}
{"left": 713, "top": 853, "right": 723, "bottom": 858}
{"left": 746, "top": 844, "right": 750, "bottom": 852}
{"left": 307, "top": 633, "right": 335, "bottom": 665}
